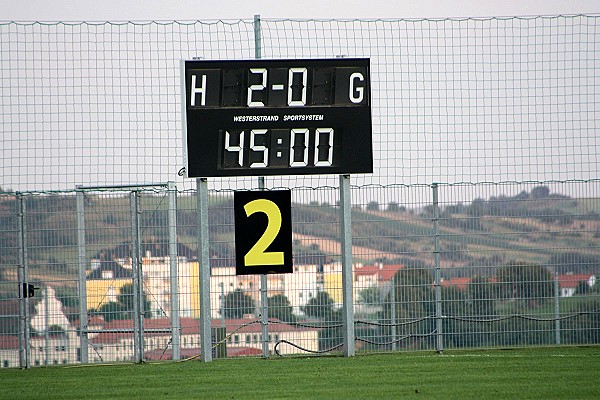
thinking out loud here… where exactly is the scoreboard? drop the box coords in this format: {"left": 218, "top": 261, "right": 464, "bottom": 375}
{"left": 181, "top": 58, "right": 373, "bottom": 178}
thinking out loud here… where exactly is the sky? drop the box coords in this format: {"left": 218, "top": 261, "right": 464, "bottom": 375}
{"left": 2, "top": 0, "right": 600, "bottom": 22}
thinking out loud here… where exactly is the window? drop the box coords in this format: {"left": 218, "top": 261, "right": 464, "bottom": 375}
{"left": 246, "top": 335, "right": 251, "bottom": 344}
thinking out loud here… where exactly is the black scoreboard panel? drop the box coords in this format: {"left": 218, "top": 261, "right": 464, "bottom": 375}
{"left": 182, "top": 58, "right": 373, "bottom": 178}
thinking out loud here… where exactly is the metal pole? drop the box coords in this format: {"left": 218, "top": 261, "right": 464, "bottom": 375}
{"left": 167, "top": 181, "right": 181, "bottom": 360}
{"left": 339, "top": 174, "right": 355, "bottom": 356}
{"left": 76, "top": 189, "right": 89, "bottom": 364}
{"left": 390, "top": 278, "right": 397, "bottom": 351}
{"left": 44, "top": 287, "right": 49, "bottom": 365}
{"left": 432, "top": 183, "right": 443, "bottom": 354}
{"left": 197, "top": 178, "right": 212, "bottom": 362}
{"left": 254, "top": 13, "right": 270, "bottom": 359}
{"left": 220, "top": 282, "right": 225, "bottom": 328}
{"left": 17, "top": 193, "right": 30, "bottom": 369}
{"left": 260, "top": 275, "right": 269, "bottom": 357}
{"left": 130, "top": 191, "right": 144, "bottom": 363}
{"left": 254, "top": 14, "right": 262, "bottom": 60}
{"left": 553, "top": 266, "right": 561, "bottom": 345}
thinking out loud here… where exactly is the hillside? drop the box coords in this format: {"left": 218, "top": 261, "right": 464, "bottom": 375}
{"left": 0, "top": 186, "right": 599, "bottom": 297}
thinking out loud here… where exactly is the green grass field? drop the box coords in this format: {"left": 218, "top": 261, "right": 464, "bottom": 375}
{"left": 1, "top": 347, "right": 599, "bottom": 399}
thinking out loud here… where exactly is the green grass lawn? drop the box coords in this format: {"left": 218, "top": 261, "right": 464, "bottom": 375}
{"left": 1, "top": 347, "right": 599, "bottom": 399}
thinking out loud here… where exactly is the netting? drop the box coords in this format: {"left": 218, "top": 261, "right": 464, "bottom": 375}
{"left": 1, "top": 16, "right": 599, "bottom": 192}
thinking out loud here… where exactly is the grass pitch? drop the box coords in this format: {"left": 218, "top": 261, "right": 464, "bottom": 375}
{"left": 1, "top": 346, "right": 599, "bottom": 399}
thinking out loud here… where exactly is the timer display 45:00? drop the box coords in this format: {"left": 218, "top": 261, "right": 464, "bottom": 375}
{"left": 218, "top": 127, "right": 340, "bottom": 170}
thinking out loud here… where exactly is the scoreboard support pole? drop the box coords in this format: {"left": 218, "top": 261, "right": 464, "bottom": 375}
{"left": 255, "top": 15, "right": 271, "bottom": 359}
{"left": 340, "top": 174, "right": 355, "bottom": 357}
{"left": 197, "top": 178, "right": 213, "bottom": 362}
{"left": 258, "top": 177, "right": 270, "bottom": 359}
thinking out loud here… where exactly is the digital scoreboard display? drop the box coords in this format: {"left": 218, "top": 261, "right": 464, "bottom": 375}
{"left": 181, "top": 58, "right": 373, "bottom": 178}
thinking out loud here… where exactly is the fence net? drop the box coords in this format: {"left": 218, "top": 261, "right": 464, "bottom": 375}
{"left": 0, "top": 16, "right": 599, "bottom": 366}
{"left": 1, "top": 16, "right": 599, "bottom": 191}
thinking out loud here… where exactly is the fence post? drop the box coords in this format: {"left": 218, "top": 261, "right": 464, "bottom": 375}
{"left": 432, "top": 183, "right": 443, "bottom": 354}
{"left": 130, "top": 191, "right": 144, "bottom": 363}
{"left": 258, "top": 178, "right": 269, "bottom": 359}
{"left": 168, "top": 182, "right": 181, "bottom": 360}
{"left": 16, "top": 193, "right": 30, "bottom": 369}
{"left": 197, "top": 178, "right": 212, "bottom": 362}
{"left": 340, "top": 174, "right": 355, "bottom": 357}
{"left": 254, "top": 13, "right": 270, "bottom": 359}
{"left": 553, "top": 267, "right": 561, "bottom": 345}
{"left": 390, "top": 277, "right": 397, "bottom": 351}
{"left": 76, "top": 189, "right": 89, "bottom": 364}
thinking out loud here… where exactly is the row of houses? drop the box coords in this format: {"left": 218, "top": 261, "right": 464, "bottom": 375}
{"left": 88, "top": 253, "right": 596, "bottom": 321}
{"left": 0, "top": 284, "right": 320, "bottom": 367}
{"left": 86, "top": 253, "right": 406, "bottom": 319}
{"left": 441, "top": 273, "right": 597, "bottom": 297}
{"left": 2, "top": 249, "right": 595, "bottom": 368}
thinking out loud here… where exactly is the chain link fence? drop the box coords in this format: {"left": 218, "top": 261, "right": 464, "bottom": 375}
{"left": 1, "top": 16, "right": 599, "bottom": 367}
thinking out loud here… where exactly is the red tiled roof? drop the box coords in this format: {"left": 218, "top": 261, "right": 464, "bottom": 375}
{"left": 90, "top": 317, "right": 318, "bottom": 344}
{"left": 0, "top": 335, "right": 19, "bottom": 350}
{"left": 558, "top": 274, "right": 594, "bottom": 289}
{"left": 355, "top": 264, "right": 404, "bottom": 282}
{"left": 441, "top": 277, "right": 471, "bottom": 291}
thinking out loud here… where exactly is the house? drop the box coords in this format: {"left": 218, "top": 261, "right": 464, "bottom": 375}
{"left": 0, "top": 336, "right": 19, "bottom": 368}
{"left": 558, "top": 274, "right": 596, "bottom": 297}
{"left": 1, "top": 286, "right": 78, "bottom": 368}
{"left": 87, "top": 317, "right": 320, "bottom": 363}
{"left": 86, "top": 260, "right": 133, "bottom": 311}
{"left": 355, "top": 263, "right": 404, "bottom": 289}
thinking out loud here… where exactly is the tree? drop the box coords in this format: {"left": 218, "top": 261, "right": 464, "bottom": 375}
{"left": 221, "top": 289, "right": 256, "bottom": 319}
{"left": 366, "top": 201, "right": 379, "bottom": 211}
{"left": 468, "top": 275, "right": 497, "bottom": 316}
{"left": 378, "top": 267, "right": 435, "bottom": 349}
{"left": 302, "top": 291, "right": 337, "bottom": 321}
{"left": 497, "top": 262, "right": 553, "bottom": 306}
{"left": 97, "top": 301, "right": 128, "bottom": 322}
{"left": 358, "top": 287, "right": 381, "bottom": 305}
{"left": 387, "top": 202, "right": 405, "bottom": 213}
{"left": 575, "top": 281, "right": 590, "bottom": 295}
{"left": 92, "top": 284, "right": 152, "bottom": 322}
{"left": 267, "top": 294, "right": 296, "bottom": 323}
{"left": 531, "top": 186, "right": 550, "bottom": 199}
{"left": 117, "top": 283, "right": 152, "bottom": 318}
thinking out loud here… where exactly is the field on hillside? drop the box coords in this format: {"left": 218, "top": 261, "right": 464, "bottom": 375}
{"left": 1, "top": 347, "right": 599, "bottom": 399}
